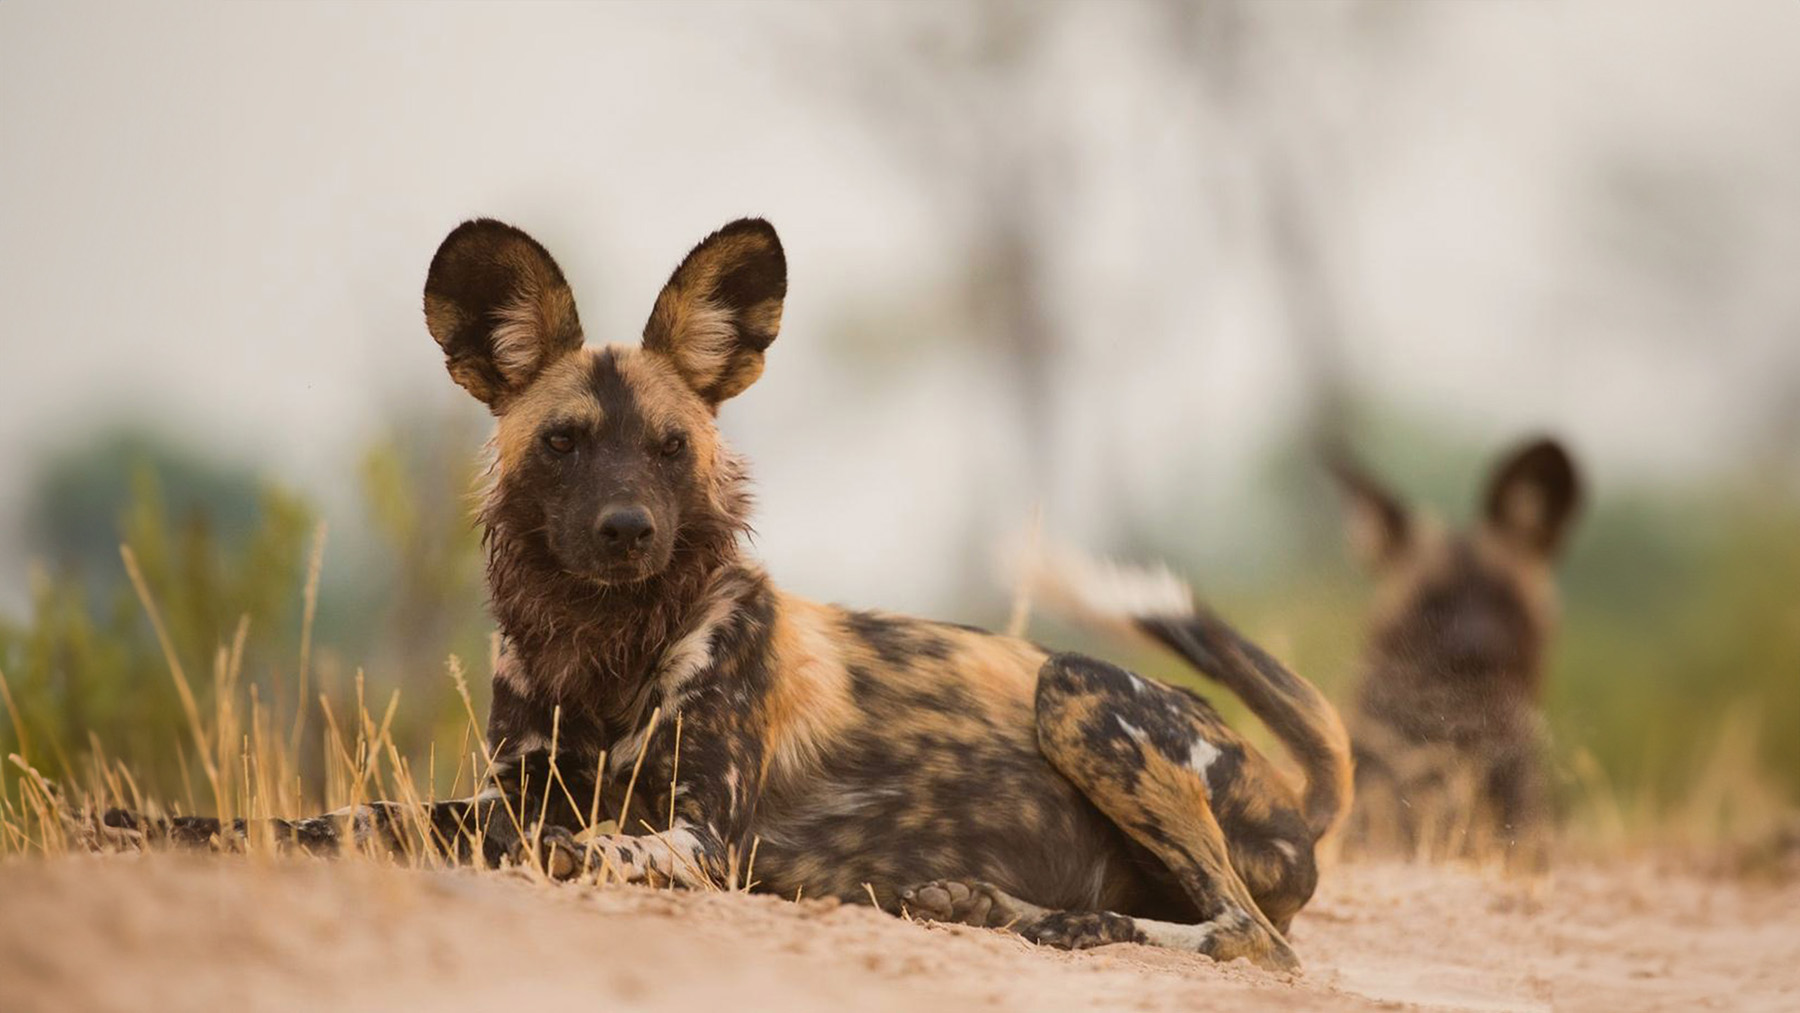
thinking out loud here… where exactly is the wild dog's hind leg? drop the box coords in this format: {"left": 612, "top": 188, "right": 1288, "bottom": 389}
{"left": 1032, "top": 653, "right": 1303, "bottom": 971}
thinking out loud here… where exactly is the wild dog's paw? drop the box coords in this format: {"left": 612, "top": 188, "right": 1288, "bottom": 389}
{"left": 1189, "top": 910, "right": 1303, "bottom": 973}
{"left": 508, "top": 824, "right": 587, "bottom": 880}
{"left": 54, "top": 803, "right": 143, "bottom": 852}
{"left": 1202, "top": 930, "right": 1302, "bottom": 974}
{"left": 1017, "top": 910, "right": 1145, "bottom": 950}
{"left": 898, "top": 880, "right": 1041, "bottom": 929}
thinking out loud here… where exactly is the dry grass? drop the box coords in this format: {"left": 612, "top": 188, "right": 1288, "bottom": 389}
{"left": 0, "top": 539, "right": 754, "bottom": 898}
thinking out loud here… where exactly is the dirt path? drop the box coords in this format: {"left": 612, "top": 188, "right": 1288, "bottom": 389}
{"left": 1, "top": 854, "right": 1793, "bottom": 1012}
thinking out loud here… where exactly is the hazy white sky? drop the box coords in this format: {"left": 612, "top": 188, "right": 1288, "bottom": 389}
{"left": 3, "top": 1, "right": 1797, "bottom": 614}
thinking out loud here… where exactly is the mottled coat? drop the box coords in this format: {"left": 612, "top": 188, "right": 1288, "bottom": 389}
{"left": 116, "top": 218, "right": 1354, "bottom": 971}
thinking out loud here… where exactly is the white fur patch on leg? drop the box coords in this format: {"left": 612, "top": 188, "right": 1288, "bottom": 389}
{"left": 1187, "top": 737, "right": 1223, "bottom": 778}
{"left": 583, "top": 824, "right": 710, "bottom": 886}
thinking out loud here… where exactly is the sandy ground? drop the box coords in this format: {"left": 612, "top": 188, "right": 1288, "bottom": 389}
{"left": 1, "top": 853, "right": 1794, "bottom": 1013}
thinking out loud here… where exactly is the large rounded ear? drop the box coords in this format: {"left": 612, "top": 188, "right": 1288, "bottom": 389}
{"left": 641, "top": 218, "right": 785, "bottom": 406}
{"left": 1326, "top": 450, "right": 1413, "bottom": 570}
{"left": 1483, "top": 437, "right": 1581, "bottom": 558}
{"left": 423, "top": 219, "right": 583, "bottom": 412}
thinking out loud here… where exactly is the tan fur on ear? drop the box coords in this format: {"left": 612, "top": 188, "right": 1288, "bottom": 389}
{"left": 491, "top": 273, "right": 578, "bottom": 384}
{"left": 643, "top": 219, "right": 786, "bottom": 405}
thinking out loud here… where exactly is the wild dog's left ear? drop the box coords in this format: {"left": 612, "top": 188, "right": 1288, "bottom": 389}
{"left": 642, "top": 218, "right": 786, "bottom": 406}
{"left": 1483, "top": 437, "right": 1581, "bottom": 558}
{"left": 424, "top": 219, "right": 583, "bottom": 413}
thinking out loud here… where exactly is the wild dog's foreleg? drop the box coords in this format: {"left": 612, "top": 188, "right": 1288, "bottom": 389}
{"left": 525, "top": 637, "right": 770, "bottom": 889}
{"left": 101, "top": 799, "right": 489, "bottom": 856}
{"left": 101, "top": 795, "right": 524, "bottom": 863}
{"left": 99, "top": 742, "right": 602, "bottom": 866}
{"left": 524, "top": 578, "right": 775, "bottom": 888}
{"left": 1032, "top": 653, "right": 1304, "bottom": 972}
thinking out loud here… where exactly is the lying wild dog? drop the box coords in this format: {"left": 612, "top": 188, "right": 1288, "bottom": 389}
{"left": 1329, "top": 439, "right": 1581, "bottom": 860}
{"left": 103, "top": 219, "right": 1351, "bottom": 970}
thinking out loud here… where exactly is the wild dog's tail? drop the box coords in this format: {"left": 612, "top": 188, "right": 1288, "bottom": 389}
{"left": 1027, "top": 550, "right": 1354, "bottom": 838}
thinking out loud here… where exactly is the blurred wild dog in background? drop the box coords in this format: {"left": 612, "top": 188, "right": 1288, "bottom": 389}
{"left": 104, "top": 217, "right": 1352, "bottom": 971}
{"left": 1330, "top": 439, "right": 1581, "bottom": 863}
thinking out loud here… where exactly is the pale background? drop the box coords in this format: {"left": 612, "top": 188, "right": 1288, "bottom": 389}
{"left": 4, "top": 0, "right": 1797, "bottom": 614}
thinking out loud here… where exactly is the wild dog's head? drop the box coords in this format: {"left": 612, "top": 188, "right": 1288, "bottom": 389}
{"left": 1331, "top": 438, "right": 1581, "bottom": 697}
{"left": 423, "top": 218, "right": 784, "bottom": 587}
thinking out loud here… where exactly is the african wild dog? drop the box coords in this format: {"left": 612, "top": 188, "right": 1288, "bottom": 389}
{"left": 106, "top": 218, "right": 1352, "bottom": 970}
{"left": 1329, "top": 439, "right": 1581, "bottom": 860}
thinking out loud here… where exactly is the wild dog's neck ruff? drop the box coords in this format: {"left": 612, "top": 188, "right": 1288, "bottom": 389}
{"left": 480, "top": 469, "right": 753, "bottom": 717}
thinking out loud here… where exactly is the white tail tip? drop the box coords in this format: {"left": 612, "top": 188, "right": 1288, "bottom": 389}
{"left": 1022, "top": 545, "right": 1196, "bottom": 626}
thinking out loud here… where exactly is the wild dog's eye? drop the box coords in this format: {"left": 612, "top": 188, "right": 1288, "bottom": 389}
{"left": 544, "top": 432, "right": 576, "bottom": 455}
{"left": 661, "top": 433, "right": 687, "bottom": 458}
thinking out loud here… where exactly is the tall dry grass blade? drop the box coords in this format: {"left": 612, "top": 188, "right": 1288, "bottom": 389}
{"left": 122, "top": 543, "right": 226, "bottom": 820}
{"left": 290, "top": 522, "right": 328, "bottom": 754}
{"left": 449, "top": 723, "right": 473, "bottom": 800}
{"left": 173, "top": 740, "right": 198, "bottom": 817}
{"left": 745, "top": 834, "right": 762, "bottom": 892}
{"left": 544, "top": 706, "right": 585, "bottom": 826}
{"left": 116, "top": 759, "right": 146, "bottom": 819}
{"left": 531, "top": 706, "right": 561, "bottom": 861}
{"left": 448, "top": 655, "right": 526, "bottom": 848}
{"left": 373, "top": 719, "right": 434, "bottom": 866}
{"left": 0, "top": 667, "right": 29, "bottom": 762}
{"left": 579, "top": 748, "right": 609, "bottom": 880}
{"left": 85, "top": 731, "right": 129, "bottom": 812}
{"left": 316, "top": 691, "right": 366, "bottom": 838}
{"left": 8, "top": 754, "right": 66, "bottom": 854}
{"left": 447, "top": 656, "right": 489, "bottom": 766}
{"left": 668, "top": 711, "right": 683, "bottom": 832}
{"left": 1, "top": 795, "right": 28, "bottom": 855}
{"left": 617, "top": 706, "right": 662, "bottom": 838}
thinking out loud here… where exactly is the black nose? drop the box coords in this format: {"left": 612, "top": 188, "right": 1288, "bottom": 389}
{"left": 596, "top": 506, "right": 655, "bottom": 554}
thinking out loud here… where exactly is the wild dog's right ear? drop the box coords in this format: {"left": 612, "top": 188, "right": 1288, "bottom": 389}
{"left": 1483, "top": 437, "right": 1581, "bottom": 558}
{"left": 423, "top": 219, "right": 583, "bottom": 412}
{"left": 1327, "top": 451, "right": 1412, "bottom": 569}
{"left": 642, "top": 218, "right": 786, "bottom": 406}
